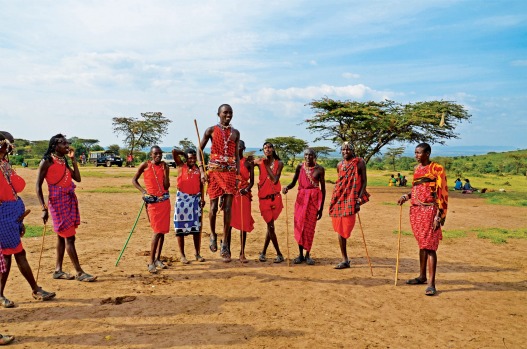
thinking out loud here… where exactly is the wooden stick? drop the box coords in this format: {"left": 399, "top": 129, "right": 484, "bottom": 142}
{"left": 357, "top": 213, "right": 373, "bottom": 276}
{"left": 193, "top": 119, "right": 207, "bottom": 248}
{"left": 115, "top": 201, "right": 145, "bottom": 266}
{"left": 395, "top": 204, "right": 403, "bottom": 286}
{"left": 284, "top": 193, "right": 291, "bottom": 267}
{"left": 35, "top": 224, "right": 47, "bottom": 283}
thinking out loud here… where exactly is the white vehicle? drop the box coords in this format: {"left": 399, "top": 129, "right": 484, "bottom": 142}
{"left": 161, "top": 153, "right": 176, "bottom": 167}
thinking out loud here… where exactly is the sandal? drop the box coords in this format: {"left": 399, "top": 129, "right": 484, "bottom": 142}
{"left": 0, "top": 297, "right": 15, "bottom": 309}
{"left": 334, "top": 261, "right": 350, "bottom": 269}
{"left": 258, "top": 252, "right": 267, "bottom": 262}
{"left": 53, "top": 271, "right": 75, "bottom": 280}
{"left": 425, "top": 286, "right": 437, "bottom": 296}
{"left": 239, "top": 255, "right": 248, "bottom": 264}
{"left": 195, "top": 254, "right": 205, "bottom": 262}
{"left": 75, "top": 272, "right": 97, "bottom": 282}
{"left": 273, "top": 255, "right": 284, "bottom": 263}
{"left": 209, "top": 235, "right": 218, "bottom": 253}
{"left": 305, "top": 256, "right": 315, "bottom": 265}
{"left": 0, "top": 334, "right": 15, "bottom": 345}
{"left": 155, "top": 260, "right": 167, "bottom": 269}
{"left": 222, "top": 253, "right": 232, "bottom": 263}
{"left": 32, "top": 288, "right": 56, "bottom": 301}
{"left": 406, "top": 277, "right": 427, "bottom": 285}
{"left": 147, "top": 264, "right": 157, "bottom": 274}
{"left": 293, "top": 256, "right": 305, "bottom": 264}
{"left": 180, "top": 256, "right": 190, "bottom": 264}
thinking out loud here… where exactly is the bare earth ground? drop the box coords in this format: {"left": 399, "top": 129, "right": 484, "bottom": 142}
{"left": 2, "top": 167, "right": 526, "bottom": 349}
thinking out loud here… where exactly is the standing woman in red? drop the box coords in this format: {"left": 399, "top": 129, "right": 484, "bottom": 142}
{"left": 230, "top": 140, "right": 255, "bottom": 263}
{"left": 36, "top": 134, "right": 97, "bottom": 282}
{"left": 397, "top": 143, "right": 448, "bottom": 296}
{"left": 255, "top": 142, "right": 284, "bottom": 263}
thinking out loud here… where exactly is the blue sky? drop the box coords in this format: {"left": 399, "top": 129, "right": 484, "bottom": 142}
{"left": 1, "top": 0, "right": 526, "bottom": 151}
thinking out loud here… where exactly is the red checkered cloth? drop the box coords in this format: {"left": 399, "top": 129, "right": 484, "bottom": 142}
{"left": 329, "top": 158, "right": 369, "bottom": 217}
{"left": 48, "top": 182, "right": 80, "bottom": 235}
{"left": 207, "top": 125, "right": 237, "bottom": 199}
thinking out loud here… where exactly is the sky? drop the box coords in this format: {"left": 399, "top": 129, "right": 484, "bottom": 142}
{"left": 1, "top": 0, "right": 526, "bottom": 151}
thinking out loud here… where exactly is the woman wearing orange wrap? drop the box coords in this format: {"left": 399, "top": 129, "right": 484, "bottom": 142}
{"left": 133, "top": 146, "right": 171, "bottom": 274}
{"left": 255, "top": 142, "right": 284, "bottom": 263}
{"left": 198, "top": 104, "right": 240, "bottom": 262}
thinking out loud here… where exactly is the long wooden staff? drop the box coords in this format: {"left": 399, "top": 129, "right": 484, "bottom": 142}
{"left": 357, "top": 213, "right": 373, "bottom": 276}
{"left": 35, "top": 223, "right": 47, "bottom": 283}
{"left": 193, "top": 119, "right": 207, "bottom": 240}
{"left": 284, "top": 193, "right": 291, "bottom": 267}
{"left": 395, "top": 205, "right": 403, "bottom": 286}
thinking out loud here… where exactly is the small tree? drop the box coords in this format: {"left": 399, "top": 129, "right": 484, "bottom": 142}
{"left": 310, "top": 146, "right": 335, "bottom": 159}
{"left": 112, "top": 112, "right": 172, "bottom": 156}
{"left": 384, "top": 146, "right": 405, "bottom": 171}
{"left": 178, "top": 138, "right": 197, "bottom": 151}
{"left": 108, "top": 144, "right": 121, "bottom": 154}
{"left": 265, "top": 136, "right": 308, "bottom": 167}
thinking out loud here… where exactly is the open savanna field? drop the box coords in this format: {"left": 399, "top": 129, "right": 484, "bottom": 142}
{"left": 2, "top": 166, "right": 526, "bottom": 348}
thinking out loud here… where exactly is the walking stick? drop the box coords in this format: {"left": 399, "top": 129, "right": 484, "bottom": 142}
{"left": 284, "top": 193, "right": 291, "bottom": 267}
{"left": 357, "top": 213, "right": 373, "bottom": 276}
{"left": 115, "top": 201, "right": 145, "bottom": 266}
{"left": 35, "top": 224, "right": 47, "bottom": 283}
{"left": 194, "top": 119, "right": 208, "bottom": 250}
{"left": 395, "top": 204, "right": 403, "bottom": 286}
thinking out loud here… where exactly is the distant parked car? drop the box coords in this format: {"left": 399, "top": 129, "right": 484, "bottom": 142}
{"left": 162, "top": 153, "right": 176, "bottom": 167}
{"left": 96, "top": 152, "right": 123, "bottom": 167}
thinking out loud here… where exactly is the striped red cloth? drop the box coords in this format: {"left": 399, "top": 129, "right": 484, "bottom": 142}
{"left": 0, "top": 245, "right": 5, "bottom": 273}
{"left": 294, "top": 163, "right": 322, "bottom": 251}
{"left": 329, "top": 158, "right": 369, "bottom": 217}
{"left": 48, "top": 182, "right": 80, "bottom": 235}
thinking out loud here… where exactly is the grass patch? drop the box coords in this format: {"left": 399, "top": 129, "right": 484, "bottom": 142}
{"left": 473, "top": 228, "right": 527, "bottom": 244}
{"left": 80, "top": 169, "right": 133, "bottom": 178}
{"left": 381, "top": 202, "right": 398, "bottom": 206}
{"left": 84, "top": 186, "right": 137, "bottom": 193}
{"left": 476, "top": 192, "right": 527, "bottom": 207}
{"left": 392, "top": 229, "right": 467, "bottom": 239}
{"left": 23, "top": 225, "right": 54, "bottom": 238}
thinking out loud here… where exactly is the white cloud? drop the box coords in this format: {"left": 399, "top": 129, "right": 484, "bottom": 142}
{"left": 342, "top": 72, "right": 360, "bottom": 79}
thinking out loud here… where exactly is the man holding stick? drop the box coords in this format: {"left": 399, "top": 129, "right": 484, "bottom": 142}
{"left": 328, "top": 141, "right": 369, "bottom": 269}
{"left": 397, "top": 143, "right": 448, "bottom": 296}
{"left": 282, "top": 148, "right": 325, "bottom": 265}
{"left": 197, "top": 104, "right": 240, "bottom": 263}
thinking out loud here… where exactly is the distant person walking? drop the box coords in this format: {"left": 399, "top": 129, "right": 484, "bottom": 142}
{"left": 397, "top": 143, "right": 448, "bottom": 296}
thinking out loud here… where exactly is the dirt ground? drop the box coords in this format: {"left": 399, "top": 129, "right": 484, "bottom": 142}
{"left": 2, "top": 167, "right": 526, "bottom": 348}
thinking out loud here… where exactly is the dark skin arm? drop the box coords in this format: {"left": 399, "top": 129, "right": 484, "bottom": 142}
{"left": 198, "top": 126, "right": 214, "bottom": 184}
{"left": 162, "top": 161, "right": 170, "bottom": 191}
{"left": 172, "top": 148, "right": 186, "bottom": 167}
{"left": 264, "top": 159, "right": 283, "bottom": 184}
{"left": 240, "top": 156, "right": 255, "bottom": 195}
{"left": 317, "top": 166, "right": 326, "bottom": 220}
{"left": 282, "top": 164, "right": 302, "bottom": 193}
{"left": 132, "top": 162, "right": 149, "bottom": 195}
{"left": 357, "top": 158, "right": 367, "bottom": 202}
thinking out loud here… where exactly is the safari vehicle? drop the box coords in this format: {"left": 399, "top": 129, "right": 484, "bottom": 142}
{"left": 162, "top": 152, "right": 176, "bottom": 167}
{"left": 90, "top": 151, "right": 123, "bottom": 167}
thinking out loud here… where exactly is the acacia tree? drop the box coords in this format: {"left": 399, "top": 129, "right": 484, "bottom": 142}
{"left": 305, "top": 98, "right": 471, "bottom": 163}
{"left": 112, "top": 112, "right": 172, "bottom": 156}
{"left": 265, "top": 136, "right": 308, "bottom": 167}
{"left": 384, "top": 146, "right": 405, "bottom": 171}
{"left": 310, "top": 146, "right": 335, "bottom": 159}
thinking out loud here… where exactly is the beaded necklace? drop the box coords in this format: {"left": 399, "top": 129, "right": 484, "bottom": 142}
{"left": 51, "top": 153, "right": 66, "bottom": 165}
{"left": 303, "top": 162, "right": 318, "bottom": 187}
{"left": 186, "top": 163, "right": 200, "bottom": 181}
{"left": 216, "top": 123, "right": 232, "bottom": 161}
